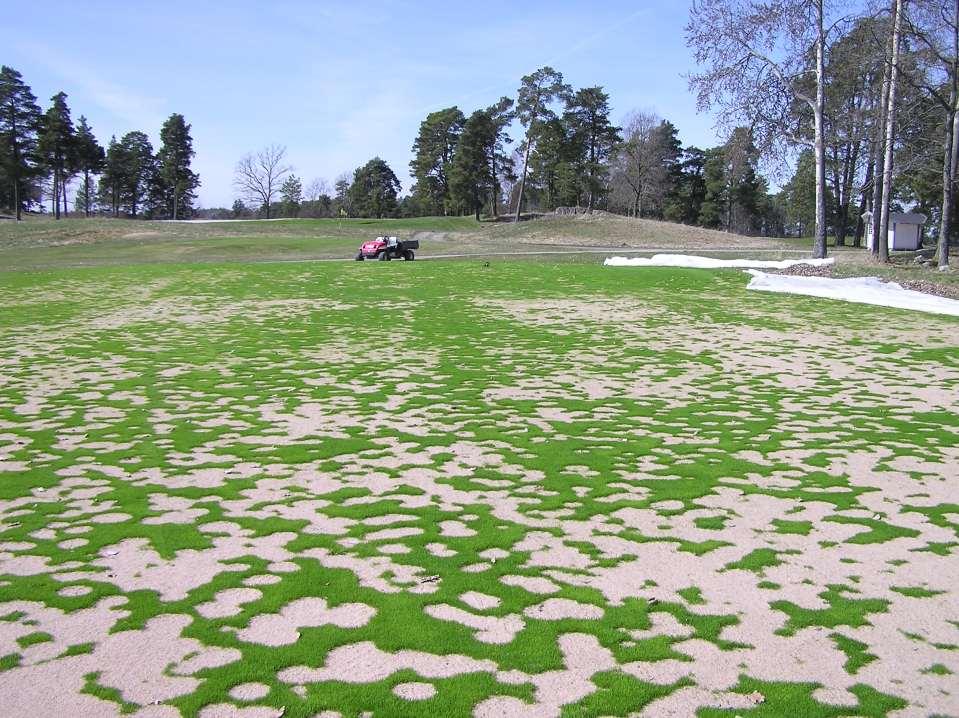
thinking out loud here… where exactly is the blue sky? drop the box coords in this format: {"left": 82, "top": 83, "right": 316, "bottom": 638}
{"left": 9, "top": 1, "right": 721, "bottom": 208}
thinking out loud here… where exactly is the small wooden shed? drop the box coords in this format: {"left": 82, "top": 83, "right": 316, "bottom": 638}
{"left": 861, "top": 211, "right": 927, "bottom": 251}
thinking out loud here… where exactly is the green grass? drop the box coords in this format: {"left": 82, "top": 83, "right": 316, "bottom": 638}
{"left": 772, "top": 585, "right": 890, "bottom": 637}
{"left": 723, "top": 549, "right": 787, "bottom": 574}
{"left": 0, "top": 253, "right": 955, "bottom": 717}
{"left": 772, "top": 519, "right": 814, "bottom": 535}
{"left": 15, "top": 632, "right": 53, "bottom": 649}
{"left": 831, "top": 633, "right": 878, "bottom": 674}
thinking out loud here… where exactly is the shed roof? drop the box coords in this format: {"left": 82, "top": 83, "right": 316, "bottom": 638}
{"left": 861, "top": 210, "right": 927, "bottom": 224}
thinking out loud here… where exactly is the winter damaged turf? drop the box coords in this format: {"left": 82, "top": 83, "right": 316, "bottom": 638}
{"left": 0, "top": 260, "right": 957, "bottom": 717}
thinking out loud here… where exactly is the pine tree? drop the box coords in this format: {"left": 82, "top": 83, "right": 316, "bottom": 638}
{"left": 74, "top": 116, "right": 103, "bottom": 218}
{"left": 38, "top": 92, "right": 77, "bottom": 219}
{"left": 348, "top": 158, "right": 401, "bottom": 218}
{"left": 332, "top": 175, "right": 352, "bottom": 217}
{"left": 483, "top": 97, "right": 515, "bottom": 217}
{"left": 724, "top": 127, "right": 762, "bottom": 234}
{"left": 563, "top": 87, "right": 621, "bottom": 211}
{"left": 155, "top": 113, "right": 198, "bottom": 219}
{"left": 450, "top": 111, "right": 495, "bottom": 220}
{"left": 664, "top": 146, "right": 707, "bottom": 224}
{"left": 409, "top": 107, "right": 465, "bottom": 215}
{"left": 280, "top": 175, "right": 302, "bottom": 217}
{"left": 699, "top": 147, "right": 727, "bottom": 228}
{"left": 74, "top": 185, "right": 92, "bottom": 215}
{"left": 782, "top": 149, "right": 822, "bottom": 236}
{"left": 118, "top": 131, "right": 154, "bottom": 218}
{"left": 657, "top": 121, "right": 684, "bottom": 219}
{"left": 513, "top": 67, "right": 571, "bottom": 220}
{"left": 528, "top": 117, "right": 576, "bottom": 209}
{"left": 99, "top": 136, "right": 124, "bottom": 217}
{"left": 0, "top": 66, "right": 43, "bottom": 220}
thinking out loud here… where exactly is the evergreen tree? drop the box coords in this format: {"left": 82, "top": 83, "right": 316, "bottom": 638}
{"left": 756, "top": 179, "right": 787, "bottom": 237}
{"left": 664, "top": 146, "right": 707, "bottom": 224}
{"left": 38, "top": 92, "right": 77, "bottom": 219}
{"left": 409, "top": 107, "right": 465, "bottom": 215}
{"left": 697, "top": 128, "right": 763, "bottom": 234}
{"left": 450, "top": 110, "right": 495, "bottom": 220}
{"left": 563, "top": 87, "right": 621, "bottom": 211}
{"left": 98, "top": 136, "right": 124, "bottom": 217}
{"left": 656, "top": 121, "right": 684, "bottom": 219}
{"left": 332, "top": 174, "right": 352, "bottom": 217}
{"left": 528, "top": 117, "right": 578, "bottom": 209}
{"left": 699, "top": 147, "right": 727, "bottom": 228}
{"left": 0, "top": 66, "right": 43, "bottom": 220}
{"left": 483, "top": 97, "right": 515, "bottom": 217}
{"left": 280, "top": 174, "right": 303, "bottom": 217}
{"left": 155, "top": 113, "right": 199, "bottom": 219}
{"left": 513, "top": 67, "right": 571, "bottom": 220}
{"left": 724, "top": 127, "right": 762, "bottom": 234}
{"left": 348, "top": 157, "right": 401, "bottom": 218}
{"left": 74, "top": 116, "right": 103, "bottom": 218}
{"left": 118, "top": 131, "right": 154, "bottom": 218}
{"left": 232, "top": 198, "right": 248, "bottom": 218}
{"left": 74, "top": 184, "right": 95, "bottom": 215}
{"left": 782, "top": 149, "right": 821, "bottom": 236}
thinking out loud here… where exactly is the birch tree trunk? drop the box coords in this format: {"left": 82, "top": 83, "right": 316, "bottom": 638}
{"left": 173, "top": 183, "right": 179, "bottom": 220}
{"left": 878, "top": 0, "right": 904, "bottom": 263}
{"left": 513, "top": 139, "right": 532, "bottom": 222}
{"left": 812, "top": 0, "right": 828, "bottom": 258}
{"left": 938, "top": 3, "right": 959, "bottom": 270}
{"left": 871, "top": 51, "right": 891, "bottom": 255}
{"left": 490, "top": 151, "right": 499, "bottom": 218}
{"left": 855, "top": 144, "right": 874, "bottom": 247}
{"left": 939, "top": 105, "right": 958, "bottom": 269}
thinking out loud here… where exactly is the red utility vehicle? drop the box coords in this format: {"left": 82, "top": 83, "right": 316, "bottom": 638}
{"left": 355, "top": 236, "right": 418, "bottom": 261}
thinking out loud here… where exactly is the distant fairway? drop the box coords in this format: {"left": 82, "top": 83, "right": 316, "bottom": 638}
{"left": 0, "top": 216, "right": 483, "bottom": 270}
{"left": 4, "top": 215, "right": 956, "bottom": 298}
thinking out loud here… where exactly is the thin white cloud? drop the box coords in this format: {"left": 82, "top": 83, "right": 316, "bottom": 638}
{"left": 13, "top": 40, "right": 166, "bottom": 132}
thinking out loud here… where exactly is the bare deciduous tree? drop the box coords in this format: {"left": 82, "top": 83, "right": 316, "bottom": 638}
{"left": 305, "top": 177, "right": 329, "bottom": 203}
{"left": 687, "top": 0, "right": 838, "bottom": 258}
{"left": 877, "top": 0, "right": 906, "bottom": 262}
{"left": 823, "top": 17, "right": 887, "bottom": 247}
{"left": 610, "top": 111, "right": 669, "bottom": 217}
{"left": 233, "top": 144, "right": 292, "bottom": 219}
{"left": 902, "top": 0, "right": 958, "bottom": 268}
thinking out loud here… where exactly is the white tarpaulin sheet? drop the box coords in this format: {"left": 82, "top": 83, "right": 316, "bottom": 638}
{"left": 603, "top": 254, "right": 834, "bottom": 269}
{"left": 745, "top": 270, "right": 959, "bottom": 318}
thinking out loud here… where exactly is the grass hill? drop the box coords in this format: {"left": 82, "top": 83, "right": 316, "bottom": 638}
{"left": 0, "top": 213, "right": 799, "bottom": 271}
{"left": 4, "top": 211, "right": 954, "bottom": 293}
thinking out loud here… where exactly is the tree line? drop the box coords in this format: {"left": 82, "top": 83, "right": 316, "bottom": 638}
{"left": 0, "top": 65, "right": 198, "bottom": 220}
{"left": 228, "top": 145, "right": 404, "bottom": 221}
{"left": 688, "top": 0, "right": 958, "bottom": 267}
{"left": 10, "top": 0, "right": 956, "bottom": 272}
{"left": 394, "top": 67, "right": 785, "bottom": 235}
{"left": 229, "top": 66, "right": 782, "bottom": 231}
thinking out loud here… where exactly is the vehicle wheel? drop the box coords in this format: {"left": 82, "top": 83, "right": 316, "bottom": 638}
{"left": 355, "top": 253, "right": 364, "bottom": 261}
{"left": 379, "top": 251, "right": 390, "bottom": 261}
{"left": 403, "top": 250, "right": 415, "bottom": 261}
